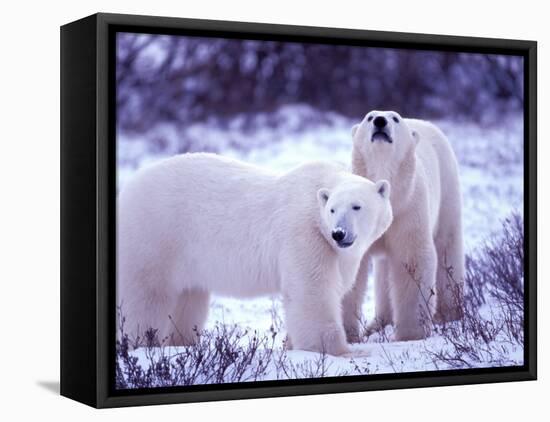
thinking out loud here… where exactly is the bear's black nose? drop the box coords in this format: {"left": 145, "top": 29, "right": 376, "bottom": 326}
{"left": 332, "top": 228, "right": 346, "bottom": 242}
{"left": 373, "top": 116, "right": 387, "bottom": 128}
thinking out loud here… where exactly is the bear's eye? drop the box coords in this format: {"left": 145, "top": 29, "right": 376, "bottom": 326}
{"left": 367, "top": 116, "right": 374, "bottom": 122}
{"left": 330, "top": 209, "right": 335, "bottom": 214}
{"left": 393, "top": 116, "right": 399, "bottom": 123}
{"left": 352, "top": 205, "right": 361, "bottom": 211}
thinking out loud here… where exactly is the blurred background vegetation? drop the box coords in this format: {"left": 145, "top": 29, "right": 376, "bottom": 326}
{"left": 117, "top": 33, "right": 523, "bottom": 135}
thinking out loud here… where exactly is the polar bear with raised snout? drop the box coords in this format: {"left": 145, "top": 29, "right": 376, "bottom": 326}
{"left": 342, "top": 111, "right": 464, "bottom": 342}
{"left": 118, "top": 153, "right": 393, "bottom": 356}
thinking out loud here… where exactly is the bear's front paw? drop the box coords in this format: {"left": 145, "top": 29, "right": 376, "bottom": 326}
{"left": 319, "top": 324, "right": 350, "bottom": 356}
{"left": 292, "top": 323, "right": 350, "bottom": 355}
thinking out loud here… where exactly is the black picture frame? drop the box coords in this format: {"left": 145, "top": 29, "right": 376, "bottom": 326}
{"left": 60, "top": 12, "right": 537, "bottom": 408}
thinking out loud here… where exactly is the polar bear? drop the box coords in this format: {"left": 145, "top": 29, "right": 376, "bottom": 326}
{"left": 117, "top": 153, "right": 393, "bottom": 356}
{"left": 342, "top": 111, "right": 464, "bottom": 342}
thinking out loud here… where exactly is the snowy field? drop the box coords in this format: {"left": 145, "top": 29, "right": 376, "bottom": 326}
{"left": 116, "top": 105, "right": 524, "bottom": 385}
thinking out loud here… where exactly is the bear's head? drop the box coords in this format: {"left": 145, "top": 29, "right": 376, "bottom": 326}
{"left": 317, "top": 177, "right": 393, "bottom": 253}
{"left": 351, "top": 110, "right": 418, "bottom": 178}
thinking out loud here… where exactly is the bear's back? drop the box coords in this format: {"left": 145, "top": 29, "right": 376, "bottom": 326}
{"left": 404, "top": 118, "right": 461, "bottom": 233}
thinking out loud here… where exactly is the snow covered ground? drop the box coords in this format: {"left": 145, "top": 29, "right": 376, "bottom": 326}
{"left": 117, "top": 105, "right": 524, "bottom": 384}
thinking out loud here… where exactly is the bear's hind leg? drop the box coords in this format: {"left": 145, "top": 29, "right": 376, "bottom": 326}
{"left": 119, "top": 283, "right": 179, "bottom": 348}
{"left": 167, "top": 288, "right": 211, "bottom": 346}
{"left": 434, "top": 230, "right": 465, "bottom": 323}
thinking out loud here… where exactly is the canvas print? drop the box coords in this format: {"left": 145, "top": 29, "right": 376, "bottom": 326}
{"left": 115, "top": 31, "right": 525, "bottom": 389}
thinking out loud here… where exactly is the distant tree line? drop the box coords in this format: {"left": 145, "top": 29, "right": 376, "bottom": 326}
{"left": 116, "top": 33, "right": 524, "bottom": 133}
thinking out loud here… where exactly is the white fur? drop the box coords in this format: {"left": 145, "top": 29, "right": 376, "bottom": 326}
{"left": 117, "top": 153, "right": 393, "bottom": 355}
{"left": 343, "top": 111, "right": 464, "bottom": 342}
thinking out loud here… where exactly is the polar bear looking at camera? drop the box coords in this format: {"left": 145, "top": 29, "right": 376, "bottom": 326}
{"left": 342, "top": 111, "right": 464, "bottom": 342}
{"left": 118, "top": 153, "right": 393, "bottom": 356}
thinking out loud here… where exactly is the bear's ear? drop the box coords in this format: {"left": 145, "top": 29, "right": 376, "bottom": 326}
{"left": 317, "top": 188, "right": 330, "bottom": 206}
{"left": 375, "top": 180, "right": 391, "bottom": 199}
{"left": 411, "top": 130, "right": 420, "bottom": 146}
{"left": 351, "top": 124, "right": 360, "bottom": 138}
